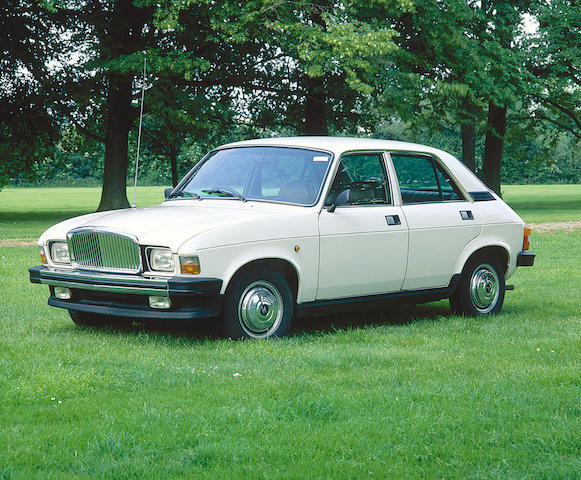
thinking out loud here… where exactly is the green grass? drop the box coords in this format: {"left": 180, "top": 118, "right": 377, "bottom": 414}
{"left": 502, "top": 184, "right": 581, "bottom": 224}
{"left": 1, "top": 232, "right": 579, "bottom": 478}
{"left": 1, "top": 184, "right": 580, "bottom": 239}
{"left": 0, "top": 186, "right": 168, "bottom": 239}
{"left": 0, "top": 185, "right": 580, "bottom": 478}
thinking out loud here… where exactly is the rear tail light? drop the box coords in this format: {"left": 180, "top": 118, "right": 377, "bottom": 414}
{"left": 522, "top": 226, "right": 531, "bottom": 251}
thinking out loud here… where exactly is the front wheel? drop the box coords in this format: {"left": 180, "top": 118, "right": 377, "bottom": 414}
{"left": 222, "top": 267, "right": 294, "bottom": 339}
{"left": 450, "top": 256, "right": 505, "bottom": 316}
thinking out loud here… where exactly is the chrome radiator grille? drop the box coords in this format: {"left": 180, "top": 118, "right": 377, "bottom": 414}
{"left": 67, "top": 229, "right": 141, "bottom": 273}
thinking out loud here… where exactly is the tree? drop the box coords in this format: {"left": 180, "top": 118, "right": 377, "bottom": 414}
{"left": 377, "top": 0, "right": 488, "bottom": 173}
{"left": 0, "top": 0, "right": 57, "bottom": 187}
{"left": 183, "top": 0, "right": 411, "bottom": 137}
{"left": 529, "top": 0, "right": 580, "bottom": 140}
{"left": 260, "top": 0, "right": 409, "bottom": 135}
{"left": 50, "top": 1, "right": 156, "bottom": 210}
{"left": 377, "top": 0, "right": 539, "bottom": 194}
{"left": 479, "top": 1, "right": 536, "bottom": 196}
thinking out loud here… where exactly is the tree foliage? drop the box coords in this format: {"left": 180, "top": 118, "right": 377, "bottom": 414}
{"left": 0, "top": 0, "right": 578, "bottom": 200}
{"left": 0, "top": 0, "right": 58, "bottom": 188}
{"left": 529, "top": 0, "right": 580, "bottom": 140}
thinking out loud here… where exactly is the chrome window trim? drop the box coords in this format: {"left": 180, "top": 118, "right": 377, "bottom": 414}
{"left": 324, "top": 150, "right": 394, "bottom": 209}
{"left": 385, "top": 150, "right": 470, "bottom": 205}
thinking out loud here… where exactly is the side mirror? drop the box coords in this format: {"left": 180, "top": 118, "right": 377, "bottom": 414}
{"left": 164, "top": 187, "right": 174, "bottom": 199}
{"left": 327, "top": 188, "right": 350, "bottom": 213}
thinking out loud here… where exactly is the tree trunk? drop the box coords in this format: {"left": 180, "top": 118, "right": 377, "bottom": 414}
{"left": 483, "top": 101, "right": 507, "bottom": 197}
{"left": 170, "top": 143, "right": 179, "bottom": 187}
{"left": 303, "top": 75, "right": 329, "bottom": 135}
{"left": 302, "top": 4, "right": 328, "bottom": 136}
{"left": 97, "top": 73, "right": 133, "bottom": 211}
{"left": 460, "top": 96, "right": 476, "bottom": 173}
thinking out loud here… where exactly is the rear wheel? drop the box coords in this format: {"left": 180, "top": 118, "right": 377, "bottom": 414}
{"left": 450, "top": 256, "right": 505, "bottom": 316}
{"left": 222, "top": 267, "right": 293, "bottom": 339}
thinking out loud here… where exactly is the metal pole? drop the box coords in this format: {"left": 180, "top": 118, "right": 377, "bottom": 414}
{"left": 132, "top": 57, "right": 146, "bottom": 208}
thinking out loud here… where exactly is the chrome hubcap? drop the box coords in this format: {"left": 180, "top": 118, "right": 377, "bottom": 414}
{"left": 238, "top": 281, "right": 283, "bottom": 338}
{"left": 470, "top": 263, "right": 500, "bottom": 313}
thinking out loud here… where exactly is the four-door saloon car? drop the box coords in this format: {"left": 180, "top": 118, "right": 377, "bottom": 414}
{"left": 30, "top": 137, "right": 535, "bottom": 338}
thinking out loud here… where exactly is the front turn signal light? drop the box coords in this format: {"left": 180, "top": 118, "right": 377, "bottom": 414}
{"left": 523, "top": 225, "right": 531, "bottom": 251}
{"left": 39, "top": 246, "right": 47, "bottom": 264}
{"left": 180, "top": 256, "right": 200, "bottom": 275}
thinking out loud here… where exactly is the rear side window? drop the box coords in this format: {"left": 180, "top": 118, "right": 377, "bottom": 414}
{"left": 391, "top": 154, "right": 463, "bottom": 204}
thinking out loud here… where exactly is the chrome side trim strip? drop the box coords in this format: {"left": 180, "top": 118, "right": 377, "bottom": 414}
{"left": 37, "top": 268, "right": 169, "bottom": 295}
{"left": 43, "top": 268, "right": 168, "bottom": 284}
{"left": 40, "top": 278, "right": 166, "bottom": 296}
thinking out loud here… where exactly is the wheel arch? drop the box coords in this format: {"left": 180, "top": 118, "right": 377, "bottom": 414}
{"left": 456, "top": 244, "right": 510, "bottom": 277}
{"left": 223, "top": 257, "right": 300, "bottom": 303}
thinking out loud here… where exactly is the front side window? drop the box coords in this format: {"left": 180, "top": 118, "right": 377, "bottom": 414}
{"left": 325, "top": 153, "right": 390, "bottom": 206}
{"left": 391, "top": 154, "right": 463, "bottom": 204}
{"left": 177, "top": 147, "right": 332, "bottom": 205}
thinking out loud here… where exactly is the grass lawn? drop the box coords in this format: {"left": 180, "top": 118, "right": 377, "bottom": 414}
{"left": 0, "top": 186, "right": 167, "bottom": 240}
{"left": 502, "top": 184, "right": 581, "bottom": 224}
{"left": 1, "top": 184, "right": 580, "bottom": 239}
{"left": 0, "top": 185, "right": 580, "bottom": 478}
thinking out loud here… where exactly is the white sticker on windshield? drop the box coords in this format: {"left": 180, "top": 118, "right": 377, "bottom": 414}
{"left": 313, "top": 156, "right": 329, "bottom": 162}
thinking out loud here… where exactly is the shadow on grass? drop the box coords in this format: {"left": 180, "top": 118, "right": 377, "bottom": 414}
{"left": 69, "top": 301, "right": 453, "bottom": 343}
{"left": 291, "top": 302, "right": 451, "bottom": 336}
{"left": 1, "top": 210, "right": 92, "bottom": 227}
{"left": 506, "top": 198, "right": 581, "bottom": 214}
{"left": 0, "top": 211, "right": 94, "bottom": 239}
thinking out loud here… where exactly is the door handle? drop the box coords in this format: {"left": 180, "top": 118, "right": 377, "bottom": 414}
{"left": 385, "top": 215, "right": 401, "bottom": 225}
{"left": 460, "top": 210, "right": 474, "bottom": 220}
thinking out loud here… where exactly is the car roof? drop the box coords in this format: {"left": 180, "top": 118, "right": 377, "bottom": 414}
{"left": 219, "top": 136, "right": 446, "bottom": 157}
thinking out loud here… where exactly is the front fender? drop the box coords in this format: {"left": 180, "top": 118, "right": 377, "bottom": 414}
{"left": 190, "top": 237, "right": 319, "bottom": 303}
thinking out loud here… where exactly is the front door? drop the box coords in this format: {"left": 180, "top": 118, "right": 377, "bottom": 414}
{"left": 317, "top": 153, "right": 408, "bottom": 300}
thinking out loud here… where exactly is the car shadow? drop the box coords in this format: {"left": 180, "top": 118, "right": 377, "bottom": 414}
{"left": 72, "top": 301, "right": 453, "bottom": 342}
{"left": 290, "top": 301, "right": 452, "bottom": 336}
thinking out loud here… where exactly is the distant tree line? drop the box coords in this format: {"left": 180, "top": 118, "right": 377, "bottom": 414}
{"left": 1, "top": 0, "right": 579, "bottom": 210}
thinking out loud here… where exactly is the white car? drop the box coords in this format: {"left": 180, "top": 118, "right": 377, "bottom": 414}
{"left": 30, "top": 137, "right": 535, "bottom": 338}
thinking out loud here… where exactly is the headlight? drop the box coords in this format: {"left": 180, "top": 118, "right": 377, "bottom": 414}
{"left": 149, "top": 248, "right": 175, "bottom": 272}
{"left": 50, "top": 242, "right": 70, "bottom": 264}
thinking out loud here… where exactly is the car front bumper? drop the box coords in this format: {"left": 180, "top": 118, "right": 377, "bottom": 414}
{"left": 29, "top": 266, "right": 223, "bottom": 320}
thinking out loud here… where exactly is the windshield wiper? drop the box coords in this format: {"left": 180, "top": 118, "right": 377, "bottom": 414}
{"left": 168, "top": 190, "right": 201, "bottom": 200}
{"left": 202, "top": 187, "right": 246, "bottom": 202}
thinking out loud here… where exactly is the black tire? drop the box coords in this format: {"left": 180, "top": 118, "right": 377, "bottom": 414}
{"left": 222, "top": 266, "right": 294, "bottom": 339}
{"left": 68, "top": 310, "right": 112, "bottom": 327}
{"left": 449, "top": 255, "right": 505, "bottom": 316}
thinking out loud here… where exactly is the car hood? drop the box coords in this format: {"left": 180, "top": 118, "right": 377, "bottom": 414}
{"left": 39, "top": 201, "right": 303, "bottom": 250}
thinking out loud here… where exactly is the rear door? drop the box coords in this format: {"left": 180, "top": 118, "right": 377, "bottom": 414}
{"left": 389, "top": 153, "right": 482, "bottom": 290}
{"left": 317, "top": 152, "right": 408, "bottom": 300}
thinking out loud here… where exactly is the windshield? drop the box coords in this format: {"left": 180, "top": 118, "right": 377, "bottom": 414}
{"left": 176, "top": 146, "right": 332, "bottom": 205}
